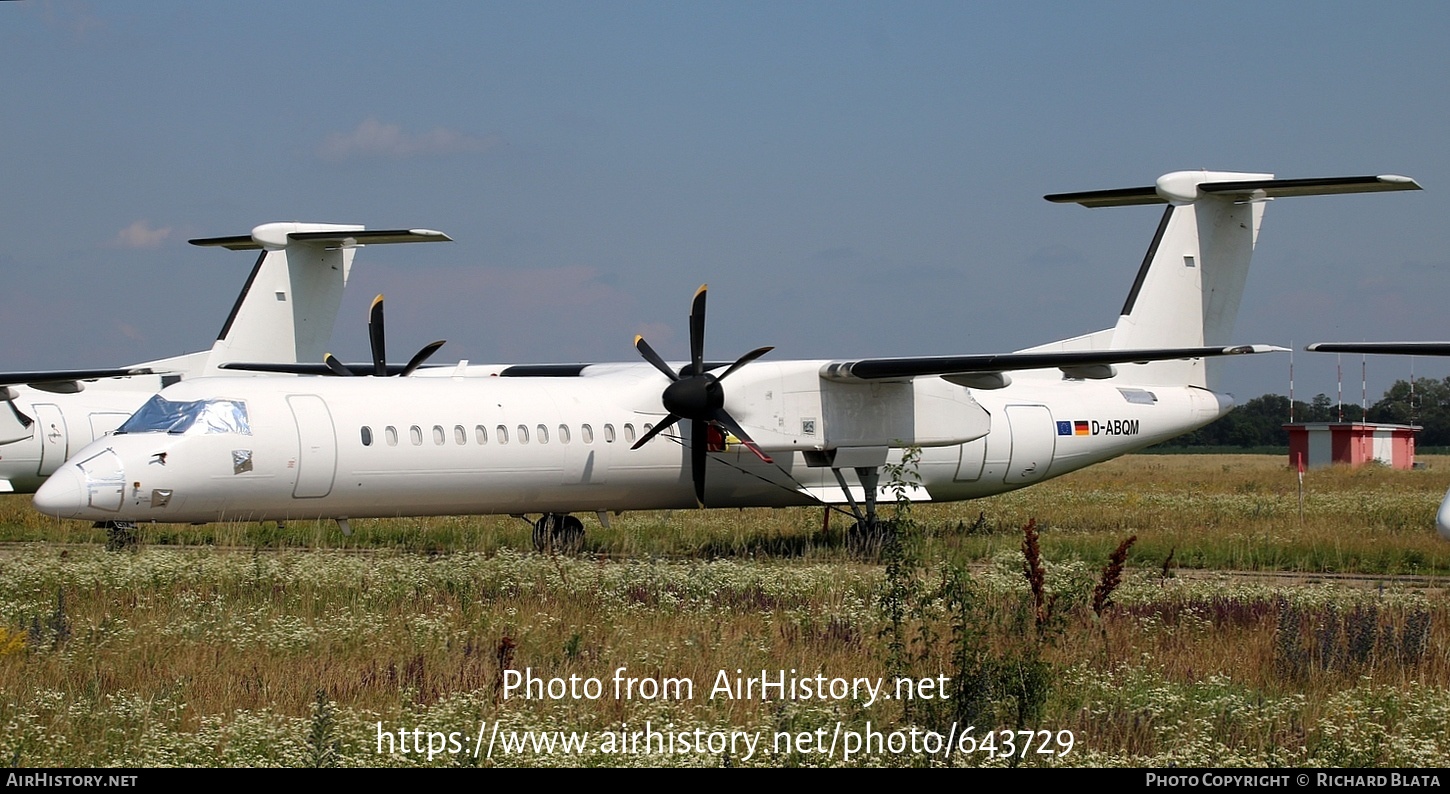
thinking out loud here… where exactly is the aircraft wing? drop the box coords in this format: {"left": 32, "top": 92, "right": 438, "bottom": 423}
{"left": 0, "top": 367, "right": 155, "bottom": 391}
{"left": 1307, "top": 342, "right": 1450, "bottom": 357}
{"left": 821, "top": 344, "right": 1286, "bottom": 385}
{"left": 217, "top": 362, "right": 443, "bottom": 376}
{"left": 227, "top": 346, "right": 1285, "bottom": 382}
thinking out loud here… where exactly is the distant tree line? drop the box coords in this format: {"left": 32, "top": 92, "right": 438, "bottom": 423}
{"left": 1165, "top": 377, "right": 1450, "bottom": 448}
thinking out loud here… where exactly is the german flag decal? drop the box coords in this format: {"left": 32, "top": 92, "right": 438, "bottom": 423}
{"left": 1058, "top": 420, "right": 1094, "bottom": 436}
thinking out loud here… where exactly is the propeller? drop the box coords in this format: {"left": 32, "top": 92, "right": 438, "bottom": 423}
{"left": 323, "top": 294, "right": 446, "bottom": 377}
{"left": 631, "top": 284, "right": 773, "bottom": 506}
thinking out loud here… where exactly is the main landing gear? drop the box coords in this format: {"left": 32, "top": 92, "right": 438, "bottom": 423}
{"left": 832, "top": 465, "right": 896, "bottom": 556}
{"left": 532, "top": 513, "right": 585, "bottom": 554}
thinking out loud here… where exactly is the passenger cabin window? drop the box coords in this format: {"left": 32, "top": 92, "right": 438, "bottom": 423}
{"left": 386, "top": 426, "right": 398, "bottom": 446}
{"left": 623, "top": 423, "right": 636, "bottom": 444}
{"left": 581, "top": 424, "right": 594, "bottom": 444}
{"left": 361, "top": 427, "right": 373, "bottom": 446}
{"left": 410, "top": 425, "right": 423, "bottom": 446}
{"left": 517, "top": 425, "right": 530, "bottom": 444}
{"left": 497, "top": 425, "right": 509, "bottom": 444}
{"left": 558, "top": 424, "right": 570, "bottom": 444}
{"left": 476, "top": 425, "right": 488, "bottom": 445}
{"left": 604, "top": 424, "right": 616, "bottom": 443}
{"left": 116, "top": 396, "right": 250, "bottom": 436}
{"left": 454, "top": 425, "right": 466, "bottom": 445}
{"left": 643, "top": 422, "right": 654, "bottom": 440}
{"left": 433, "top": 425, "right": 445, "bottom": 445}
{"left": 537, "top": 424, "right": 549, "bottom": 444}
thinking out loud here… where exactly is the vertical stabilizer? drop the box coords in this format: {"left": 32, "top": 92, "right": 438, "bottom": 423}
{"left": 1107, "top": 171, "right": 1269, "bottom": 387}
{"left": 186, "top": 223, "right": 451, "bottom": 375}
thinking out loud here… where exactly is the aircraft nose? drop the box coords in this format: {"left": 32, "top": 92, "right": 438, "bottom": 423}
{"left": 34, "top": 465, "right": 85, "bottom": 519}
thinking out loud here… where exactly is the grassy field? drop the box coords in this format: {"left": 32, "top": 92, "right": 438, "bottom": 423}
{"left": 2, "top": 454, "right": 1448, "bottom": 767}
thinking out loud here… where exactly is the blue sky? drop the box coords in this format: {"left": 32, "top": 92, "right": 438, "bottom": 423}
{"left": 4, "top": 1, "right": 1449, "bottom": 407}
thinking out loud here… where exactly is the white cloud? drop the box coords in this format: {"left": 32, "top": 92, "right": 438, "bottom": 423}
{"left": 319, "top": 118, "right": 502, "bottom": 161}
{"left": 112, "top": 221, "right": 171, "bottom": 249}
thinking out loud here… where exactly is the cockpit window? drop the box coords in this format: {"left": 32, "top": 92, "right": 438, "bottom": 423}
{"left": 115, "top": 396, "right": 251, "bottom": 436}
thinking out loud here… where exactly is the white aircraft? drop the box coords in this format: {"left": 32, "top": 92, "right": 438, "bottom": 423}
{"left": 0, "top": 222, "right": 449, "bottom": 494}
{"left": 1305, "top": 340, "right": 1450, "bottom": 540}
{"left": 31, "top": 171, "right": 1420, "bottom": 551}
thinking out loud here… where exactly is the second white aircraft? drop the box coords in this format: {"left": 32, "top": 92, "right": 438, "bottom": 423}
{"left": 0, "top": 222, "right": 449, "bottom": 494}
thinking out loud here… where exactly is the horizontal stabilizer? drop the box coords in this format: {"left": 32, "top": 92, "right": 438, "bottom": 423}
{"left": 191, "top": 226, "right": 450, "bottom": 251}
{"left": 1047, "top": 174, "right": 1420, "bottom": 208}
{"left": 821, "top": 344, "right": 1285, "bottom": 383}
{"left": 0, "top": 367, "right": 154, "bottom": 389}
{"left": 1307, "top": 342, "right": 1450, "bottom": 357}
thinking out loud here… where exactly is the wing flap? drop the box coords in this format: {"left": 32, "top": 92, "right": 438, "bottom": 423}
{"left": 799, "top": 483, "right": 933, "bottom": 505}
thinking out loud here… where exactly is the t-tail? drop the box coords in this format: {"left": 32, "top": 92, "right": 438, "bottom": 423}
{"left": 138, "top": 223, "right": 451, "bottom": 377}
{"left": 1028, "top": 171, "right": 1420, "bottom": 389}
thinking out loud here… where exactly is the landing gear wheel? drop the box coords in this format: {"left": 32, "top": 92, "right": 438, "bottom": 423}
{"left": 533, "top": 514, "right": 586, "bottom": 554}
{"left": 100, "top": 520, "right": 139, "bottom": 552}
{"left": 846, "top": 519, "right": 896, "bottom": 559}
{"left": 531, "top": 515, "right": 553, "bottom": 552}
{"left": 554, "top": 515, "right": 585, "bottom": 554}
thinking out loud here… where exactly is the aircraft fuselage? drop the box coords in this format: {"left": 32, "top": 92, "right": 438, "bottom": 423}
{"left": 33, "top": 363, "right": 1232, "bottom": 524}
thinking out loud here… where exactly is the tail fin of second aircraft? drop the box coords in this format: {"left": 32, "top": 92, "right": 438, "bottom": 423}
{"left": 141, "top": 223, "right": 450, "bottom": 377}
{"left": 1030, "top": 171, "right": 1419, "bottom": 388}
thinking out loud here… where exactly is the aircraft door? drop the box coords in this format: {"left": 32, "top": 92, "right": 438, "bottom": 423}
{"left": 0, "top": 400, "right": 33, "bottom": 445}
{"left": 1003, "top": 405, "right": 1055, "bottom": 485}
{"left": 34, "top": 404, "right": 68, "bottom": 476}
{"left": 955, "top": 437, "right": 986, "bottom": 481}
{"left": 288, "top": 395, "right": 337, "bottom": 498}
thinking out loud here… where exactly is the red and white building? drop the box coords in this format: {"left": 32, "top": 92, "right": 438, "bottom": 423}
{"left": 1284, "top": 422, "right": 1419, "bottom": 470}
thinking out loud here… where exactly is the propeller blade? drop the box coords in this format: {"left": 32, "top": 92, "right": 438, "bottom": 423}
{"left": 634, "top": 336, "right": 680, "bottom": 381}
{"left": 401, "top": 341, "right": 446, "bottom": 377}
{"left": 634, "top": 285, "right": 775, "bottom": 502}
{"left": 368, "top": 295, "right": 387, "bottom": 377}
{"left": 323, "top": 354, "right": 354, "bottom": 377}
{"left": 715, "top": 345, "right": 774, "bottom": 382}
{"left": 688, "top": 284, "right": 707, "bottom": 377}
{"left": 691, "top": 419, "right": 707, "bottom": 507}
{"left": 710, "top": 409, "right": 774, "bottom": 464}
{"left": 631, "top": 414, "right": 681, "bottom": 449}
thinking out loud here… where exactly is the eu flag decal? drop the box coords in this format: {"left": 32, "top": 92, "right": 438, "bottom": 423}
{"left": 1056, "top": 421, "right": 1072, "bottom": 436}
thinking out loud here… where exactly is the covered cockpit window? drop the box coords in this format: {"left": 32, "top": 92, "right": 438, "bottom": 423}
{"left": 115, "top": 396, "right": 251, "bottom": 436}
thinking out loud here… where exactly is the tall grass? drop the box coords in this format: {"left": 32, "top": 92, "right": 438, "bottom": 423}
{"left": 1, "top": 454, "right": 1448, "bottom": 766}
